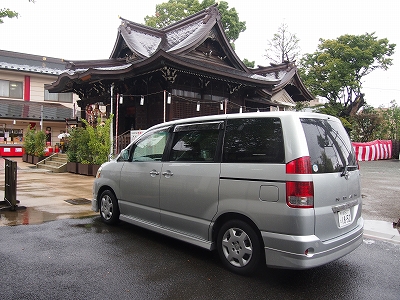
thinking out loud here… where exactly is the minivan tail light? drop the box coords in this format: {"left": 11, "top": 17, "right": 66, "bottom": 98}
{"left": 286, "top": 156, "right": 314, "bottom": 208}
{"left": 286, "top": 156, "right": 312, "bottom": 174}
{"left": 286, "top": 181, "right": 314, "bottom": 208}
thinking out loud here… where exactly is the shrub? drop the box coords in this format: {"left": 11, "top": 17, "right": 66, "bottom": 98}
{"left": 23, "top": 126, "right": 35, "bottom": 155}
{"left": 23, "top": 127, "right": 46, "bottom": 157}
{"left": 34, "top": 130, "right": 46, "bottom": 157}
{"left": 67, "top": 115, "right": 113, "bottom": 165}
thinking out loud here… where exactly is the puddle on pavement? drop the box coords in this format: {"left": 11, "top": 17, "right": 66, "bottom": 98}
{"left": 0, "top": 206, "right": 95, "bottom": 226}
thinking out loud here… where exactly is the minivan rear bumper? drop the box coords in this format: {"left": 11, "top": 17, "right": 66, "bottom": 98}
{"left": 261, "top": 217, "right": 364, "bottom": 269}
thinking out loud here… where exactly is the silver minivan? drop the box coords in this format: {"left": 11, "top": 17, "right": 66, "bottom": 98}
{"left": 92, "top": 111, "right": 363, "bottom": 275}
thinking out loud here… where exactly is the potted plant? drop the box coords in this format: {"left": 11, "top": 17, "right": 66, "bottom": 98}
{"left": 66, "top": 127, "right": 79, "bottom": 173}
{"left": 75, "top": 127, "right": 92, "bottom": 175}
{"left": 66, "top": 115, "right": 113, "bottom": 175}
{"left": 23, "top": 126, "right": 35, "bottom": 163}
{"left": 84, "top": 117, "right": 112, "bottom": 176}
{"left": 33, "top": 130, "right": 46, "bottom": 164}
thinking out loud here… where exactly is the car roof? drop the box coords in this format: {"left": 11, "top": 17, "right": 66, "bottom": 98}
{"left": 147, "top": 111, "right": 338, "bottom": 131}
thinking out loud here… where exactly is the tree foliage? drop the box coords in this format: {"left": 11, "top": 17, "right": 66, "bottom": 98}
{"left": 242, "top": 58, "right": 254, "bottom": 68}
{"left": 378, "top": 100, "right": 400, "bottom": 140}
{"left": 0, "top": 8, "right": 18, "bottom": 24}
{"left": 67, "top": 116, "right": 113, "bottom": 165}
{"left": 0, "top": 1, "right": 34, "bottom": 24}
{"left": 144, "top": 0, "right": 246, "bottom": 45}
{"left": 299, "top": 33, "right": 395, "bottom": 111}
{"left": 83, "top": 117, "right": 113, "bottom": 165}
{"left": 23, "top": 126, "right": 36, "bottom": 155}
{"left": 350, "top": 109, "right": 382, "bottom": 142}
{"left": 265, "top": 23, "right": 300, "bottom": 64}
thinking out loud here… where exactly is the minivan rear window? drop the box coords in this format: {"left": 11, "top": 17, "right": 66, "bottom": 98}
{"left": 223, "top": 118, "right": 284, "bottom": 163}
{"left": 301, "top": 118, "right": 356, "bottom": 173}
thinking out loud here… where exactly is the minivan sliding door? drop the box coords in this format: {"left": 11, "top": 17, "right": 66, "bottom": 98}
{"left": 159, "top": 122, "right": 223, "bottom": 241}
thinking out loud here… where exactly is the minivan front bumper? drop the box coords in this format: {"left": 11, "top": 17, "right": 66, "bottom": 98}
{"left": 261, "top": 217, "right": 364, "bottom": 269}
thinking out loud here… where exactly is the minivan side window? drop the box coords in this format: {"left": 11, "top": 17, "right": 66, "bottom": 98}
{"left": 223, "top": 118, "right": 284, "bottom": 163}
{"left": 301, "top": 118, "right": 356, "bottom": 173}
{"left": 169, "top": 122, "right": 221, "bottom": 162}
{"left": 131, "top": 129, "right": 169, "bottom": 162}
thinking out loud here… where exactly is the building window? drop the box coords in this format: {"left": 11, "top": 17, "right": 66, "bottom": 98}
{"left": 44, "top": 89, "right": 73, "bottom": 103}
{"left": 0, "top": 80, "right": 23, "bottom": 99}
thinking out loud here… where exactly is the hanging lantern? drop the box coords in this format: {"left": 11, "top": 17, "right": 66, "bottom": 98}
{"left": 220, "top": 101, "right": 223, "bottom": 111}
{"left": 119, "top": 94, "right": 123, "bottom": 104}
{"left": 239, "top": 106, "right": 243, "bottom": 113}
{"left": 167, "top": 93, "right": 171, "bottom": 104}
{"left": 140, "top": 95, "right": 144, "bottom": 105}
{"left": 196, "top": 101, "right": 200, "bottom": 112}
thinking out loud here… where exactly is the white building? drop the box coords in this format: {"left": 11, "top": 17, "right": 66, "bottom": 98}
{"left": 0, "top": 50, "right": 81, "bottom": 156}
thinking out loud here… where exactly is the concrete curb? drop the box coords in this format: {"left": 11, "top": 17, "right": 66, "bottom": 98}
{"left": 363, "top": 220, "right": 400, "bottom": 244}
{"left": 364, "top": 231, "right": 400, "bottom": 244}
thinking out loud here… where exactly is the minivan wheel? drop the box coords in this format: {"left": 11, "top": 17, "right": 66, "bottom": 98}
{"left": 217, "top": 220, "right": 261, "bottom": 275}
{"left": 99, "top": 190, "right": 120, "bottom": 225}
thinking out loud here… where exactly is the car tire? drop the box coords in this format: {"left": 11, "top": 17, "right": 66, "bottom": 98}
{"left": 217, "top": 220, "right": 262, "bottom": 275}
{"left": 99, "top": 190, "right": 120, "bottom": 225}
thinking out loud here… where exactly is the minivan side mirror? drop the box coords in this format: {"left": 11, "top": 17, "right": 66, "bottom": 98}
{"left": 118, "top": 149, "right": 130, "bottom": 162}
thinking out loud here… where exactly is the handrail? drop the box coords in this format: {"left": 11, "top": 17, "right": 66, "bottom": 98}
{"left": 36, "top": 153, "right": 57, "bottom": 167}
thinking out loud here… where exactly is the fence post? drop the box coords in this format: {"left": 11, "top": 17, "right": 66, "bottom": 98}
{"left": 4, "top": 158, "right": 18, "bottom": 211}
{"left": 392, "top": 140, "right": 400, "bottom": 160}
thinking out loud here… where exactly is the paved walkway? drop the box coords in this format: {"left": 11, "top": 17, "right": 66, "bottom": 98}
{"left": 0, "top": 157, "right": 398, "bottom": 244}
{"left": 0, "top": 157, "right": 96, "bottom": 226}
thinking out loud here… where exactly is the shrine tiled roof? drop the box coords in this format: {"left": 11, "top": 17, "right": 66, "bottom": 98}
{"left": 113, "top": 5, "right": 245, "bottom": 69}
{"left": 119, "top": 24, "right": 162, "bottom": 57}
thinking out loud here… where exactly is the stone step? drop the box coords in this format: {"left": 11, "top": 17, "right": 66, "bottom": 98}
{"left": 37, "top": 153, "right": 68, "bottom": 172}
{"left": 43, "top": 160, "right": 66, "bottom": 167}
{"left": 50, "top": 157, "right": 67, "bottom": 163}
{"left": 37, "top": 163, "right": 67, "bottom": 173}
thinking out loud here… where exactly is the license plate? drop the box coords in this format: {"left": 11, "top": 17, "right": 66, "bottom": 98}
{"left": 338, "top": 208, "right": 352, "bottom": 228}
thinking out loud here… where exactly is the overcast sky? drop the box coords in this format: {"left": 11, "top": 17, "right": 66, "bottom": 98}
{"left": 1, "top": 0, "right": 399, "bottom": 108}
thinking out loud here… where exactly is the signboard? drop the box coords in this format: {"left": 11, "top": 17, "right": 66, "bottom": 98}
{"left": 130, "top": 130, "right": 145, "bottom": 143}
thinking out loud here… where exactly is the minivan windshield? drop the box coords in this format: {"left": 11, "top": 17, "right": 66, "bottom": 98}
{"left": 301, "top": 118, "right": 356, "bottom": 173}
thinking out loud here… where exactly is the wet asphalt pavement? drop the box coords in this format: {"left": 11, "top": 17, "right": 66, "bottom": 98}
{"left": 0, "top": 216, "right": 399, "bottom": 300}
{"left": 0, "top": 158, "right": 399, "bottom": 299}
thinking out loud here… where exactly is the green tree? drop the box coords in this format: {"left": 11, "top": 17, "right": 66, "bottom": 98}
{"left": 299, "top": 33, "right": 395, "bottom": 114}
{"left": 350, "top": 105, "right": 382, "bottom": 142}
{"left": 265, "top": 23, "right": 300, "bottom": 64}
{"left": 242, "top": 58, "right": 254, "bottom": 68}
{"left": 144, "top": 0, "right": 246, "bottom": 46}
{"left": 379, "top": 100, "right": 400, "bottom": 140}
{"left": 0, "top": 1, "right": 35, "bottom": 24}
{"left": 0, "top": 8, "right": 18, "bottom": 24}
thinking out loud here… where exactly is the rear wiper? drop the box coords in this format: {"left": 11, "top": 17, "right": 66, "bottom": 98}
{"left": 341, "top": 165, "right": 348, "bottom": 177}
{"left": 341, "top": 165, "right": 357, "bottom": 177}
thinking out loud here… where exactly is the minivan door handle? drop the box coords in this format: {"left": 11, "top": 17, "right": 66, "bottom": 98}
{"left": 162, "top": 170, "right": 173, "bottom": 178}
{"left": 149, "top": 170, "right": 160, "bottom": 177}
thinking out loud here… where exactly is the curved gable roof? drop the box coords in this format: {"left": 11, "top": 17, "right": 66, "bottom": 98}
{"left": 111, "top": 5, "right": 248, "bottom": 72}
{"left": 253, "top": 62, "right": 314, "bottom": 101}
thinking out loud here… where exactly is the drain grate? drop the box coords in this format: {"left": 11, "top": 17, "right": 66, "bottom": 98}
{"left": 64, "top": 198, "right": 91, "bottom": 205}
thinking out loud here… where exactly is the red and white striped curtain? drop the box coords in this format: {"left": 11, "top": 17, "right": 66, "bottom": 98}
{"left": 352, "top": 140, "right": 392, "bottom": 161}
